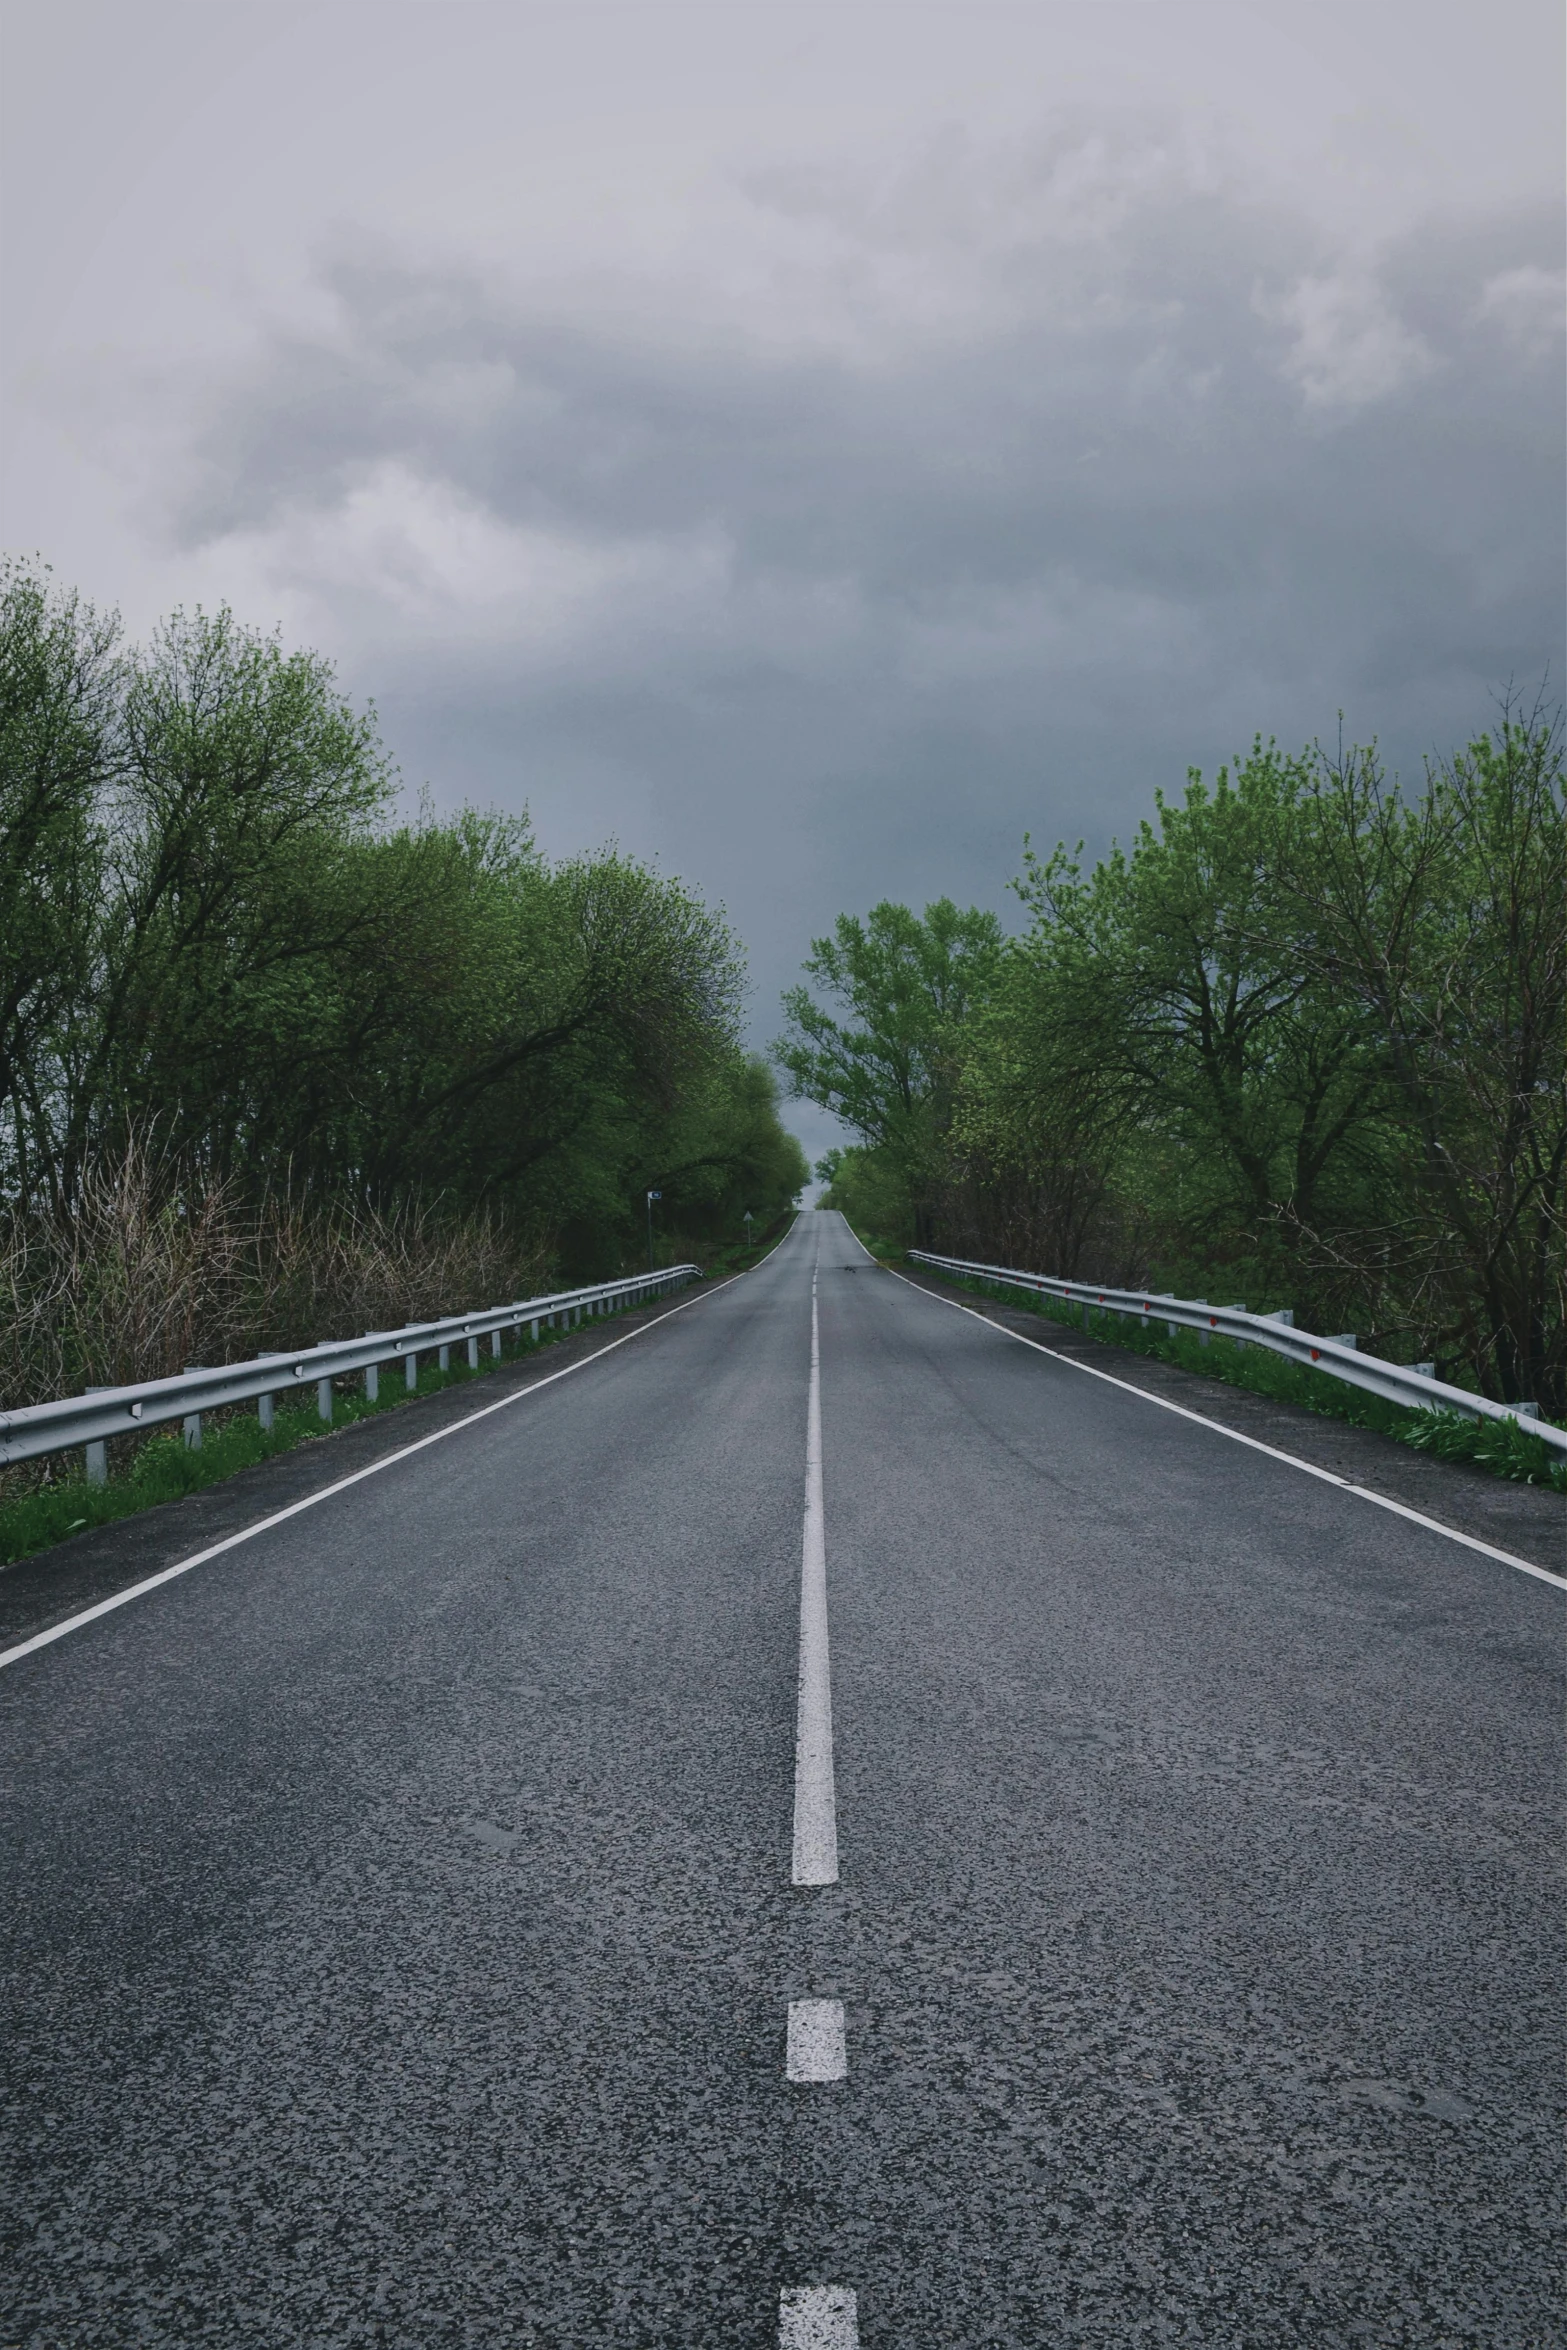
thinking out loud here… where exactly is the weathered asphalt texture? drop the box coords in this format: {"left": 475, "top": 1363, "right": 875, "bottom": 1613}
{"left": 1, "top": 1213, "right": 1561, "bottom": 2347}
{"left": 893, "top": 1260, "right": 1567, "bottom": 1578}
{"left": 0, "top": 1284, "right": 754, "bottom": 1652}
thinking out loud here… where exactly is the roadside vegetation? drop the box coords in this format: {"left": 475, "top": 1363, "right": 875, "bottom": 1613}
{"left": 0, "top": 1208, "right": 798, "bottom": 1576}
{"left": 0, "top": 1330, "right": 534, "bottom": 1570}
{"left": 0, "top": 559, "right": 805, "bottom": 1495}
{"left": 780, "top": 702, "right": 1566, "bottom": 1425}
{"left": 914, "top": 1262, "right": 1567, "bottom": 1494}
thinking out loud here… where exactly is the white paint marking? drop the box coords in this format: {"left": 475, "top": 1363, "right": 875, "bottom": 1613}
{"left": 792, "top": 1272, "right": 839, "bottom": 1884}
{"left": 779, "top": 2285, "right": 859, "bottom": 2348}
{"left": 0, "top": 1267, "right": 777, "bottom": 1677}
{"left": 786, "top": 1998, "right": 847, "bottom": 2082}
{"left": 890, "top": 1268, "right": 1567, "bottom": 1594}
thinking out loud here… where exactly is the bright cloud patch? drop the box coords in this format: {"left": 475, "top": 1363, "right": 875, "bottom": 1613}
{"left": 50, "top": 112, "right": 1563, "bottom": 1051}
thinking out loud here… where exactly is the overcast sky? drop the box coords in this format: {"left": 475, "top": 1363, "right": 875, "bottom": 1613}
{"left": 4, "top": 1, "right": 1563, "bottom": 1163}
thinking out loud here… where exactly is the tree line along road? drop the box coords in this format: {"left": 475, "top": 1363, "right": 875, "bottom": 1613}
{"left": 0, "top": 1210, "right": 1560, "bottom": 2347}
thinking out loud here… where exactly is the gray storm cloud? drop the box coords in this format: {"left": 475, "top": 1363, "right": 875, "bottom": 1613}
{"left": 7, "top": 84, "right": 1564, "bottom": 1157}
{"left": 164, "top": 129, "right": 1561, "bottom": 933}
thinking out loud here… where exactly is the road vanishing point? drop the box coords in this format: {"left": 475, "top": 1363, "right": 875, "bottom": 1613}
{"left": 1, "top": 1211, "right": 1561, "bottom": 2346}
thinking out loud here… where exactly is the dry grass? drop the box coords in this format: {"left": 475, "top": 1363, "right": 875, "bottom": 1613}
{"left": 0, "top": 1140, "right": 547, "bottom": 1494}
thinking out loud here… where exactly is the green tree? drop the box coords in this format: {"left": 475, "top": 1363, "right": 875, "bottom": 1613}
{"left": 815, "top": 1142, "right": 919, "bottom": 1255}
{"left": 1276, "top": 706, "right": 1566, "bottom": 1405}
{"left": 643, "top": 1056, "right": 808, "bottom": 1250}
{"left": 0, "top": 561, "right": 118, "bottom": 1212}
{"left": 1006, "top": 745, "right": 1391, "bottom": 1299}
{"left": 776, "top": 898, "right": 1002, "bottom": 1244}
{"left": 0, "top": 570, "right": 774, "bottom": 1289}
{"left": 58, "top": 605, "right": 393, "bottom": 1197}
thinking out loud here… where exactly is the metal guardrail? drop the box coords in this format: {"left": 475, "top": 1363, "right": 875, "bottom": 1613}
{"left": 908, "top": 1250, "right": 1567, "bottom": 1457}
{"left": 0, "top": 1266, "right": 701, "bottom": 1480}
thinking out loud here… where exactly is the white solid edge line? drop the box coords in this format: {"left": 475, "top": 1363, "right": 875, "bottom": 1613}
{"left": 792, "top": 1253, "right": 840, "bottom": 1883}
{"left": 888, "top": 1268, "right": 1567, "bottom": 1595}
{"left": 0, "top": 1264, "right": 776, "bottom": 1677}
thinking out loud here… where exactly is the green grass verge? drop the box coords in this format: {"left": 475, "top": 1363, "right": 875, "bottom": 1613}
{"left": 0, "top": 1312, "right": 605, "bottom": 1572}
{"left": 924, "top": 1266, "right": 1567, "bottom": 1496}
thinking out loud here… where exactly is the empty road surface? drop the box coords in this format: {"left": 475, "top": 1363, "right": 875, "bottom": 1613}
{"left": 1, "top": 1211, "right": 1561, "bottom": 2348}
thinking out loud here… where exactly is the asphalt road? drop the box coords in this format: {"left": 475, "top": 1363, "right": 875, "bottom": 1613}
{"left": 1, "top": 1211, "right": 1561, "bottom": 2348}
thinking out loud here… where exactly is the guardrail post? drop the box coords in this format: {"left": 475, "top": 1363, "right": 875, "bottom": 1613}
{"left": 1329, "top": 1333, "right": 1358, "bottom": 1350}
{"left": 365, "top": 1362, "right": 379, "bottom": 1402}
{"left": 492, "top": 1328, "right": 503, "bottom": 1359}
{"left": 439, "top": 1343, "right": 451, "bottom": 1371}
{"left": 317, "top": 1376, "right": 333, "bottom": 1423}
{"left": 467, "top": 1334, "right": 479, "bottom": 1369}
{"left": 1191, "top": 1300, "right": 1208, "bottom": 1346}
{"left": 530, "top": 1318, "right": 540, "bottom": 1343}
{"left": 405, "top": 1349, "right": 418, "bottom": 1391}
{"left": 84, "top": 1387, "right": 109, "bottom": 1486}
{"left": 1413, "top": 1361, "right": 1434, "bottom": 1378}
{"left": 258, "top": 1381, "right": 274, "bottom": 1431}
{"left": 183, "top": 1368, "right": 205, "bottom": 1448}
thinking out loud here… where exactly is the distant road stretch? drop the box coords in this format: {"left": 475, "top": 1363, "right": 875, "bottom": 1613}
{"left": 2, "top": 1211, "right": 1560, "bottom": 2347}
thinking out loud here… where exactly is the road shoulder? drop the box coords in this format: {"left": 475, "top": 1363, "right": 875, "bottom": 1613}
{"left": 894, "top": 1263, "right": 1565, "bottom": 1580}
{"left": 0, "top": 1283, "right": 736, "bottom": 1653}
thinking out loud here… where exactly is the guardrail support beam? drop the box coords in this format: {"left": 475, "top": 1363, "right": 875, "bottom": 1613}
{"left": 84, "top": 1387, "right": 109, "bottom": 1486}
{"left": 0, "top": 1265, "right": 703, "bottom": 1473}
{"left": 906, "top": 1250, "right": 1566, "bottom": 1456}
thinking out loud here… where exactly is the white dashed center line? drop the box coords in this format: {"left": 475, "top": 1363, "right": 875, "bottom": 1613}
{"left": 791, "top": 1272, "right": 839, "bottom": 1887}
{"left": 779, "top": 2283, "right": 860, "bottom": 2348}
{"left": 786, "top": 1998, "right": 848, "bottom": 2083}
{"left": 779, "top": 1238, "right": 859, "bottom": 2345}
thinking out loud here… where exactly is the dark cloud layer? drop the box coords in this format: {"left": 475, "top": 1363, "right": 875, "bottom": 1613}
{"left": 156, "top": 128, "right": 1564, "bottom": 1130}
